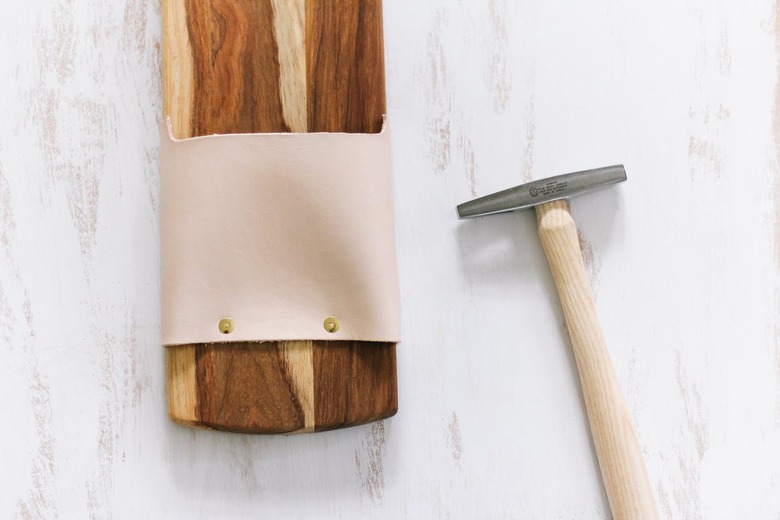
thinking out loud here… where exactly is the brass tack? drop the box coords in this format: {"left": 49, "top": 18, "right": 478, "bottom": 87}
{"left": 323, "top": 316, "right": 340, "bottom": 333}
{"left": 218, "top": 317, "right": 234, "bottom": 334}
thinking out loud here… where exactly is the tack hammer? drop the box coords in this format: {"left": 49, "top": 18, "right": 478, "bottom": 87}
{"left": 458, "top": 166, "right": 659, "bottom": 520}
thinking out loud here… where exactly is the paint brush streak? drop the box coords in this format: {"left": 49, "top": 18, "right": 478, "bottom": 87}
{"left": 520, "top": 93, "right": 535, "bottom": 183}
{"left": 355, "top": 421, "right": 387, "bottom": 504}
{"left": 446, "top": 412, "right": 463, "bottom": 465}
{"left": 424, "top": 9, "right": 451, "bottom": 176}
{"left": 672, "top": 350, "right": 708, "bottom": 518}
{"left": 577, "top": 229, "right": 601, "bottom": 298}
{"left": 485, "top": 0, "right": 510, "bottom": 115}
{"left": 772, "top": 0, "right": 780, "bottom": 429}
{"left": 774, "top": 2, "right": 780, "bottom": 270}
{"left": 687, "top": 22, "right": 731, "bottom": 181}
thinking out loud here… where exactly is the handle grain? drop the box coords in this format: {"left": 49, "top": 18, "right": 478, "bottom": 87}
{"left": 535, "top": 200, "right": 659, "bottom": 520}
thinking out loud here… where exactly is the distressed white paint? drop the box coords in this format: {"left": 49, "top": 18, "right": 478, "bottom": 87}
{"left": 1, "top": 0, "right": 779, "bottom": 518}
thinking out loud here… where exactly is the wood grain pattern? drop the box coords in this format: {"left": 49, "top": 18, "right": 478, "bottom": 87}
{"left": 163, "top": 0, "right": 397, "bottom": 433}
{"left": 186, "top": 0, "right": 286, "bottom": 135}
{"left": 313, "top": 341, "right": 397, "bottom": 430}
{"left": 306, "top": 0, "right": 386, "bottom": 133}
{"left": 195, "top": 343, "right": 306, "bottom": 433}
{"left": 162, "top": 0, "right": 194, "bottom": 137}
{"left": 271, "top": 0, "right": 306, "bottom": 132}
{"left": 536, "top": 200, "right": 659, "bottom": 520}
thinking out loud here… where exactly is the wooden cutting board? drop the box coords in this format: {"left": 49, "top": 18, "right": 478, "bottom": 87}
{"left": 162, "top": 0, "right": 397, "bottom": 433}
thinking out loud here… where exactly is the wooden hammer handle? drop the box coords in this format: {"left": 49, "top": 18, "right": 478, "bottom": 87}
{"left": 536, "top": 200, "right": 659, "bottom": 520}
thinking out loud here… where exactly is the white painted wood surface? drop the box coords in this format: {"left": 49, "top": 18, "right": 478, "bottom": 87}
{"left": 1, "top": 0, "right": 779, "bottom": 518}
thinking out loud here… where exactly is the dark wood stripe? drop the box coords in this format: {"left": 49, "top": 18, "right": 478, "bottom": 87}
{"left": 313, "top": 342, "right": 398, "bottom": 431}
{"left": 195, "top": 343, "right": 305, "bottom": 433}
{"left": 306, "top": 0, "right": 386, "bottom": 133}
{"left": 306, "top": 0, "right": 396, "bottom": 431}
{"left": 185, "top": 0, "right": 289, "bottom": 135}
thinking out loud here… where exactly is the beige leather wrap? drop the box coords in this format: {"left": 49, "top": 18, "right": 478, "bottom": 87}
{"left": 160, "top": 120, "right": 401, "bottom": 346}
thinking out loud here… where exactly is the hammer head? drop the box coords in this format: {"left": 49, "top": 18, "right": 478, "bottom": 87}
{"left": 457, "top": 165, "right": 626, "bottom": 219}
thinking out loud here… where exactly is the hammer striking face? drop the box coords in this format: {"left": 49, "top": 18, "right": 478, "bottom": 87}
{"left": 456, "top": 164, "right": 626, "bottom": 219}
{"left": 456, "top": 165, "right": 660, "bottom": 520}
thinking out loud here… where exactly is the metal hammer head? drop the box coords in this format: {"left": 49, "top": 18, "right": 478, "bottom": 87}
{"left": 457, "top": 165, "right": 626, "bottom": 219}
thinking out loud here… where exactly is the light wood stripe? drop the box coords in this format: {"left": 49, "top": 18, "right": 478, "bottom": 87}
{"left": 165, "top": 345, "right": 200, "bottom": 426}
{"left": 271, "top": 0, "right": 307, "bottom": 133}
{"left": 280, "top": 341, "right": 315, "bottom": 433}
{"left": 162, "top": 0, "right": 194, "bottom": 138}
{"left": 270, "top": 0, "right": 314, "bottom": 433}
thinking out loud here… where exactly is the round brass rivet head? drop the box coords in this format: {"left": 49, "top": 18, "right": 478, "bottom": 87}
{"left": 323, "top": 317, "right": 340, "bottom": 333}
{"left": 218, "top": 318, "right": 234, "bottom": 334}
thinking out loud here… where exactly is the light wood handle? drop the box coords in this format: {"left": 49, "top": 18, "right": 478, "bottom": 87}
{"left": 535, "top": 200, "right": 659, "bottom": 520}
